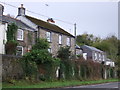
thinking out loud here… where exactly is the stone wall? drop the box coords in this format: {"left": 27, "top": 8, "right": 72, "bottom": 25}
{"left": 39, "top": 28, "right": 75, "bottom": 56}
{"left": 2, "top": 54, "right": 23, "bottom": 81}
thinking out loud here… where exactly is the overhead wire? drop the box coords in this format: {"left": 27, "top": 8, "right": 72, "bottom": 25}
{"left": 0, "top": 1, "right": 74, "bottom": 25}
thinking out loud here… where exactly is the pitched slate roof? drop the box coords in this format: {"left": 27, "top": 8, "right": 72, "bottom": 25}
{"left": 76, "top": 44, "right": 81, "bottom": 49}
{"left": 25, "top": 15, "right": 74, "bottom": 37}
{"left": 1, "top": 15, "right": 35, "bottom": 31}
{"left": 82, "top": 45, "right": 103, "bottom": 53}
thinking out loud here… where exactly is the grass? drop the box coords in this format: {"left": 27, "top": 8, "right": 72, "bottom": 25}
{"left": 2, "top": 79, "right": 118, "bottom": 88}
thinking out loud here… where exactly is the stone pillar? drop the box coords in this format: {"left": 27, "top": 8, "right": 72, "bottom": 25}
{"left": 104, "top": 68, "right": 107, "bottom": 79}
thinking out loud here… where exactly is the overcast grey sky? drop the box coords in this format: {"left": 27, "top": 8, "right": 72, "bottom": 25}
{"left": 1, "top": 1, "right": 118, "bottom": 39}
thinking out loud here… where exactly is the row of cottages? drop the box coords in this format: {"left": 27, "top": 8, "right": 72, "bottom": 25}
{"left": 0, "top": 4, "right": 75, "bottom": 56}
{"left": 76, "top": 45, "right": 115, "bottom": 67}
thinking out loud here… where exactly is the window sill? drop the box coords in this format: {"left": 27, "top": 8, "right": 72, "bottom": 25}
{"left": 17, "top": 39, "right": 24, "bottom": 41}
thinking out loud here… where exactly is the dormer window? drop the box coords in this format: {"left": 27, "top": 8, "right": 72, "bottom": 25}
{"left": 17, "top": 29, "right": 23, "bottom": 41}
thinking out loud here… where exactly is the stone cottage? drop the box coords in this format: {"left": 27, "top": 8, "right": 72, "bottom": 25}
{"left": 0, "top": 4, "right": 36, "bottom": 56}
{"left": 16, "top": 4, "right": 75, "bottom": 56}
{"left": 81, "top": 45, "right": 106, "bottom": 63}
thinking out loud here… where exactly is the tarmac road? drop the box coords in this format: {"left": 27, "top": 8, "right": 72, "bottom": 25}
{"left": 48, "top": 82, "right": 120, "bottom": 90}
{"left": 70, "top": 82, "right": 120, "bottom": 88}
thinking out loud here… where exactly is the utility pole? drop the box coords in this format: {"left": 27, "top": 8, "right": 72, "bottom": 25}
{"left": 74, "top": 23, "right": 76, "bottom": 55}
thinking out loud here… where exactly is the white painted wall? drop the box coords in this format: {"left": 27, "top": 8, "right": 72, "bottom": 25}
{"left": 105, "top": 61, "right": 115, "bottom": 67}
{"left": 83, "top": 53, "right": 87, "bottom": 60}
{"left": 0, "top": 23, "right": 7, "bottom": 54}
{"left": 17, "top": 16, "right": 37, "bottom": 30}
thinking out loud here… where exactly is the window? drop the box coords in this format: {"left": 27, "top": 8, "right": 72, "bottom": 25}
{"left": 16, "top": 46, "right": 23, "bottom": 56}
{"left": 99, "top": 53, "right": 101, "bottom": 61}
{"left": 59, "top": 35, "right": 62, "bottom": 44}
{"left": 67, "top": 37, "right": 71, "bottom": 46}
{"left": 17, "top": 29, "right": 23, "bottom": 40}
{"left": 48, "top": 48, "right": 52, "bottom": 53}
{"left": 103, "top": 55, "right": 105, "bottom": 61}
{"left": 94, "top": 52, "right": 97, "bottom": 60}
{"left": 46, "top": 32, "right": 51, "bottom": 42}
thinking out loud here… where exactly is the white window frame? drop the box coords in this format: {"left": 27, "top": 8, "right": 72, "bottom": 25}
{"left": 17, "top": 29, "right": 23, "bottom": 41}
{"left": 46, "top": 32, "right": 51, "bottom": 42}
{"left": 103, "top": 55, "right": 105, "bottom": 61}
{"left": 94, "top": 52, "right": 97, "bottom": 60}
{"left": 48, "top": 48, "right": 52, "bottom": 53}
{"left": 67, "top": 37, "right": 71, "bottom": 46}
{"left": 16, "top": 46, "right": 23, "bottom": 56}
{"left": 59, "top": 34, "right": 62, "bottom": 44}
{"left": 99, "top": 53, "right": 101, "bottom": 61}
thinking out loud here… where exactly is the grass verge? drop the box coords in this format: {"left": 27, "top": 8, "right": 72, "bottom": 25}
{"left": 2, "top": 79, "right": 118, "bottom": 88}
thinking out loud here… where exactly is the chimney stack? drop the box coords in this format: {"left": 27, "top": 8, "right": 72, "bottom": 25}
{"left": 0, "top": 4, "right": 4, "bottom": 23}
{"left": 47, "top": 18, "right": 55, "bottom": 24}
{"left": 18, "top": 4, "right": 25, "bottom": 16}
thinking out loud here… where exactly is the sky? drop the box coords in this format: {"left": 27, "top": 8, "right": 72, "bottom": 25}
{"left": 0, "top": 0, "right": 118, "bottom": 39}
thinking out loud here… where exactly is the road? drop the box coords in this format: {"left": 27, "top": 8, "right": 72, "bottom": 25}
{"left": 48, "top": 82, "right": 120, "bottom": 90}
{"left": 70, "top": 82, "right": 120, "bottom": 88}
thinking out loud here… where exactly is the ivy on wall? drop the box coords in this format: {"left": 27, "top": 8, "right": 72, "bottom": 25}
{"left": 5, "top": 23, "right": 18, "bottom": 55}
{"left": 7, "top": 23, "right": 18, "bottom": 42}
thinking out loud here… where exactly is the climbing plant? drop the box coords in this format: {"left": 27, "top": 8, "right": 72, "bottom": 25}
{"left": 5, "top": 23, "right": 18, "bottom": 55}
{"left": 22, "top": 38, "right": 60, "bottom": 81}
{"left": 57, "top": 46, "right": 74, "bottom": 80}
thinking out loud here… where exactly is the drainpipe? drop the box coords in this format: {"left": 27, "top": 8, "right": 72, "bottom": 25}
{"left": 35, "top": 26, "right": 40, "bottom": 43}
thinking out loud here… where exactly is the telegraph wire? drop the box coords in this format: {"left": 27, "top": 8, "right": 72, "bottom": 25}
{"left": 0, "top": 1, "right": 74, "bottom": 25}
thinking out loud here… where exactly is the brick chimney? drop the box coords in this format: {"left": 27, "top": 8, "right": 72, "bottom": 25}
{"left": 47, "top": 18, "right": 55, "bottom": 24}
{"left": 18, "top": 4, "right": 25, "bottom": 16}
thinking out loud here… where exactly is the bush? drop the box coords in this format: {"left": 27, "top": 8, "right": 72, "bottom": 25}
{"left": 22, "top": 38, "right": 60, "bottom": 81}
{"left": 57, "top": 46, "right": 71, "bottom": 60}
{"left": 20, "top": 58, "right": 38, "bottom": 81}
{"left": 57, "top": 46, "right": 74, "bottom": 80}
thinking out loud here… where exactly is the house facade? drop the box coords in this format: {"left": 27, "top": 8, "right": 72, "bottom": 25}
{"left": 16, "top": 4, "right": 75, "bottom": 56}
{"left": 0, "top": 22, "right": 7, "bottom": 54}
{"left": 0, "top": 4, "right": 75, "bottom": 56}
{"left": 75, "top": 44, "right": 83, "bottom": 55}
{"left": 81, "top": 45, "right": 106, "bottom": 63}
{"left": 105, "top": 58, "right": 115, "bottom": 67}
{"left": 0, "top": 4, "right": 36, "bottom": 56}
{"left": 0, "top": 4, "right": 7, "bottom": 54}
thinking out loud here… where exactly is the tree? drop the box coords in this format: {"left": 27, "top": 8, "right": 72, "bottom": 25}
{"left": 76, "top": 33, "right": 101, "bottom": 46}
{"left": 57, "top": 46, "right": 71, "bottom": 60}
{"left": 93, "top": 35, "right": 118, "bottom": 61}
{"left": 23, "top": 38, "right": 53, "bottom": 64}
{"left": 32, "top": 38, "right": 49, "bottom": 50}
{"left": 22, "top": 38, "right": 60, "bottom": 81}
{"left": 57, "top": 46, "right": 73, "bottom": 80}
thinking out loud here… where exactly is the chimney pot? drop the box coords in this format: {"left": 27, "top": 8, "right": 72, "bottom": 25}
{"left": 18, "top": 4, "right": 25, "bottom": 16}
{"left": 21, "top": 4, "right": 23, "bottom": 8}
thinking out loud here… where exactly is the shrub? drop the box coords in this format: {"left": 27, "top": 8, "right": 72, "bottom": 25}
{"left": 57, "top": 46, "right": 74, "bottom": 80}
{"left": 22, "top": 38, "right": 60, "bottom": 81}
{"left": 57, "top": 46, "right": 71, "bottom": 60}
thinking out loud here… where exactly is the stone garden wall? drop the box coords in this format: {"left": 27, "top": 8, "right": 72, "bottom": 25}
{"left": 2, "top": 54, "right": 23, "bottom": 81}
